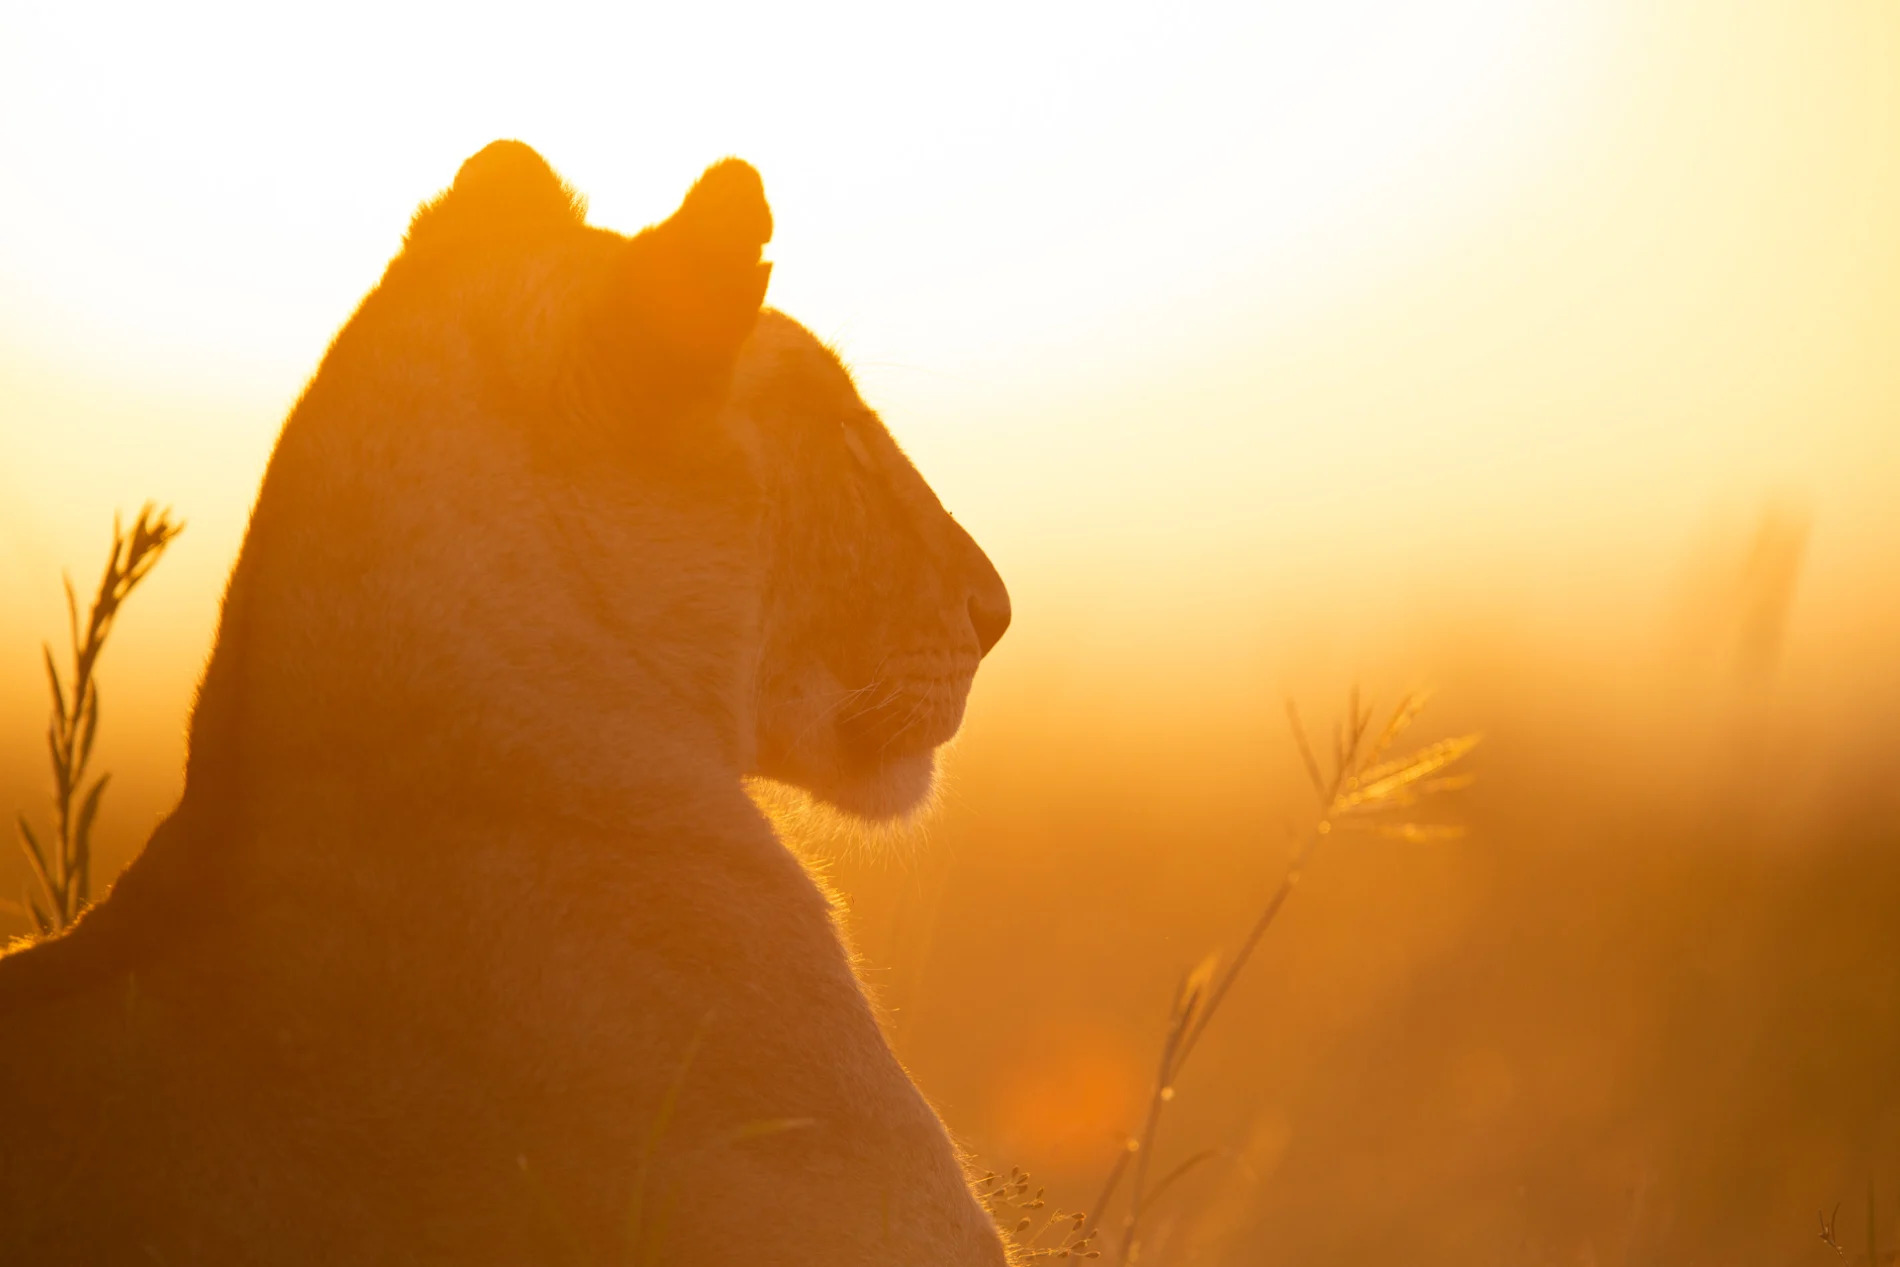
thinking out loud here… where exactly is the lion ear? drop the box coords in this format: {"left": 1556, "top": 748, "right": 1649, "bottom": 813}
{"left": 663, "top": 158, "right": 774, "bottom": 269}
{"left": 593, "top": 158, "right": 774, "bottom": 413}
{"left": 406, "top": 140, "right": 584, "bottom": 247}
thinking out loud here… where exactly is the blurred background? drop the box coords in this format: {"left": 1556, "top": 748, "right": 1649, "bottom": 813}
{"left": 3, "top": 2, "right": 1898, "bottom": 1261}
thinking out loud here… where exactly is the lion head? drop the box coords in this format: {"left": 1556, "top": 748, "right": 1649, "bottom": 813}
{"left": 323, "top": 140, "right": 1009, "bottom": 824}
{"left": 735, "top": 314, "right": 1011, "bottom": 819}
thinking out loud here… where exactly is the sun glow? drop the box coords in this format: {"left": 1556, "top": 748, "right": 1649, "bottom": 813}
{"left": 4, "top": 0, "right": 1900, "bottom": 895}
{"left": 6, "top": 9, "right": 1900, "bottom": 1257}
{"left": 0, "top": 0, "right": 1601, "bottom": 791}
{"left": 0, "top": 2, "right": 1581, "bottom": 382}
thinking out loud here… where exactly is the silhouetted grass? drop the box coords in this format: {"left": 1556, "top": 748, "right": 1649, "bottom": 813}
{"left": 978, "top": 1166, "right": 1101, "bottom": 1260}
{"left": 1074, "top": 689, "right": 1479, "bottom": 1264}
{"left": 12, "top": 504, "right": 181, "bottom": 934}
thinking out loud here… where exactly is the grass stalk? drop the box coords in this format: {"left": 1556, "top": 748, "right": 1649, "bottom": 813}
{"left": 1089, "top": 688, "right": 1478, "bottom": 1264}
{"left": 14, "top": 505, "right": 182, "bottom": 934}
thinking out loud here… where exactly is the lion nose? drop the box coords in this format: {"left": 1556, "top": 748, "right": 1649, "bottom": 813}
{"left": 967, "top": 577, "right": 1011, "bottom": 657}
{"left": 952, "top": 522, "right": 1011, "bottom": 657}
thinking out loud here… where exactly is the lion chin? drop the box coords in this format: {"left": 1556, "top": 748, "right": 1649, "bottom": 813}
{"left": 762, "top": 715, "right": 950, "bottom": 824}
{"left": 820, "top": 748, "right": 940, "bottom": 821}
{"left": 766, "top": 665, "right": 979, "bottom": 823}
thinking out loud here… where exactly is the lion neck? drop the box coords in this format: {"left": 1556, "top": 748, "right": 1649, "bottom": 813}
{"left": 185, "top": 388, "right": 768, "bottom": 872}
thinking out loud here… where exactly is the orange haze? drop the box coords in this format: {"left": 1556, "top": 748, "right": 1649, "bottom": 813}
{"left": 4, "top": 2, "right": 1900, "bottom": 1262}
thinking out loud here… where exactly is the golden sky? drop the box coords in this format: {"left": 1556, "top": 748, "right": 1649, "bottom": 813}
{"left": 3, "top": 1, "right": 1898, "bottom": 830}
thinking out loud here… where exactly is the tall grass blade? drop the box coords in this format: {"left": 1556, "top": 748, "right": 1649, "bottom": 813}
{"left": 1139, "top": 1148, "right": 1222, "bottom": 1217}
{"left": 1358, "top": 691, "right": 1428, "bottom": 775}
{"left": 627, "top": 1011, "right": 712, "bottom": 1263}
{"left": 1337, "top": 734, "right": 1482, "bottom": 812}
{"left": 26, "top": 891, "right": 51, "bottom": 936}
{"left": 76, "top": 684, "right": 99, "bottom": 776}
{"left": 13, "top": 505, "right": 181, "bottom": 935}
{"left": 41, "top": 646, "right": 65, "bottom": 723}
{"left": 71, "top": 775, "right": 108, "bottom": 916}
{"left": 61, "top": 575, "right": 77, "bottom": 661}
{"left": 46, "top": 722, "right": 69, "bottom": 802}
{"left": 16, "top": 816, "right": 53, "bottom": 898}
{"left": 1091, "top": 688, "right": 1478, "bottom": 1263}
{"left": 1285, "top": 700, "right": 1326, "bottom": 801}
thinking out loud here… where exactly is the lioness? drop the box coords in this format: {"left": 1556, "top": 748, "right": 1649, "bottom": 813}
{"left": 0, "top": 141, "right": 1012, "bottom": 1265}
